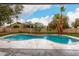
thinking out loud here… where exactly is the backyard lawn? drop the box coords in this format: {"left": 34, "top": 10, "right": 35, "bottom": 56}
{"left": 64, "top": 33, "right": 79, "bottom": 37}
{"left": 0, "top": 32, "right": 79, "bottom": 38}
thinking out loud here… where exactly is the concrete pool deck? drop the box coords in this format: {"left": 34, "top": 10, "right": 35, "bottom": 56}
{"left": 0, "top": 38, "right": 79, "bottom": 49}
{"left": 1, "top": 48, "right": 79, "bottom": 56}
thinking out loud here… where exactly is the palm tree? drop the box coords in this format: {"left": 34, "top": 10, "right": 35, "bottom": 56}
{"left": 52, "top": 5, "right": 65, "bottom": 34}
{"left": 53, "top": 14, "right": 61, "bottom": 34}
{"left": 60, "top": 5, "right": 65, "bottom": 19}
{"left": 58, "top": 5, "right": 65, "bottom": 34}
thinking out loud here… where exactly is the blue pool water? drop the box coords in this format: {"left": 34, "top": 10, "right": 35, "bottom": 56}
{"left": 4, "top": 34, "right": 79, "bottom": 44}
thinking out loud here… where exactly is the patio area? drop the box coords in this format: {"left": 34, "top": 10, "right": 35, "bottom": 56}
{"left": 0, "top": 48, "right": 79, "bottom": 56}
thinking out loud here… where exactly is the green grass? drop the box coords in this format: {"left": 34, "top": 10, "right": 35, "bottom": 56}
{"left": 0, "top": 32, "right": 57, "bottom": 37}
{"left": 0, "top": 32, "right": 26, "bottom": 37}
{"left": 28, "top": 31, "right": 57, "bottom": 34}
{"left": 64, "top": 33, "right": 79, "bottom": 37}
{"left": 0, "top": 32, "right": 79, "bottom": 38}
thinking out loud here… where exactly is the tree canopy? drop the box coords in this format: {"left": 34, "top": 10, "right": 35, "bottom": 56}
{"left": 48, "top": 14, "right": 69, "bottom": 30}
{"left": 72, "top": 18, "right": 79, "bottom": 28}
{"left": 0, "top": 4, "right": 23, "bottom": 26}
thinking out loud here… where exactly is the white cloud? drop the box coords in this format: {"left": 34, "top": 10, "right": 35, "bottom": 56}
{"left": 16, "top": 19, "right": 26, "bottom": 23}
{"left": 22, "top": 5, "right": 52, "bottom": 16}
{"left": 26, "top": 15, "right": 53, "bottom": 26}
{"left": 4, "top": 15, "right": 54, "bottom": 26}
{"left": 13, "top": 15, "right": 54, "bottom": 26}
{"left": 67, "top": 8, "right": 79, "bottom": 27}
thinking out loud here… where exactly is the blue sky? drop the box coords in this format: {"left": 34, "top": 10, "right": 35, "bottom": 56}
{"left": 16, "top": 4, "right": 79, "bottom": 26}
{"left": 20, "top": 4, "right": 79, "bottom": 19}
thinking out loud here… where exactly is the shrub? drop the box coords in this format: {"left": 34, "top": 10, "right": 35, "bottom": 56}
{"left": 13, "top": 25, "right": 20, "bottom": 28}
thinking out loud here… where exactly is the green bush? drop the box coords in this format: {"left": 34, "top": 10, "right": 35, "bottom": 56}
{"left": 13, "top": 25, "right": 20, "bottom": 28}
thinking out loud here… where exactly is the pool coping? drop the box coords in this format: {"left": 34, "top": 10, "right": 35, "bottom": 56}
{"left": 0, "top": 33, "right": 79, "bottom": 45}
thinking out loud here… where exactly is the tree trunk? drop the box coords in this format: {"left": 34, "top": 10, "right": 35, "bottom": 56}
{"left": 57, "top": 16, "right": 63, "bottom": 34}
{"left": 59, "top": 11, "right": 63, "bottom": 34}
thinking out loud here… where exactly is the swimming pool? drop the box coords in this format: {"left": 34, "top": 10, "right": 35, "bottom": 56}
{"left": 4, "top": 34, "right": 79, "bottom": 44}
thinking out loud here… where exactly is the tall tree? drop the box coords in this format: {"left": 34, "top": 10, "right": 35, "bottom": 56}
{"left": 50, "top": 14, "right": 59, "bottom": 30}
{"left": 26, "top": 21, "right": 33, "bottom": 33}
{"left": 50, "top": 14, "right": 69, "bottom": 34}
{"left": 49, "top": 14, "right": 69, "bottom": 31}
{"left": 50, "top": 6, "right": 65, "bottom": 34}
{"left": 57, "top": 5, "right": 65, "bottom": 34}
{"left": 0, "top": 4, "right": 24, "bottom": 27}
{"left": 14, "top": 5, "right": 24, "bottom": 21}
{"left": 0, "top": 4, "right": 12, "bottom": 26}
{"left": 71, "top": 18, "right": 79, "bottom": 33}
{"left": 72, "top": 18, "right": 79, "bottom": 28}
{"left": 62, "top": 15, "right": 69, "bottom": 29}
{"left": 33, "top": 22, "right": 44, "bottom": 32}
